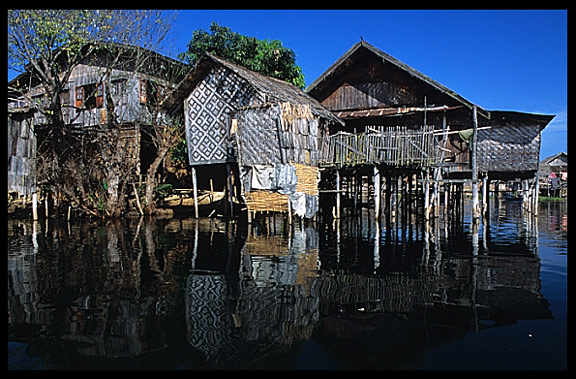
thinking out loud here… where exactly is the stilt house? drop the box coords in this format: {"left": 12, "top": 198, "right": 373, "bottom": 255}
{"left": 7, "top": 43, "right": 188, "bottom": 200}
{"left": 306, "top": 41, "right": 554, "bottom": 194}
{"left": 164, "top": 52, "right": 343, "bottom": 219}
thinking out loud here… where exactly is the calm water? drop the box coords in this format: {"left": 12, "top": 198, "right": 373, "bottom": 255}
{"left": 7, "top": 199, "right": 567, "bottom": 370}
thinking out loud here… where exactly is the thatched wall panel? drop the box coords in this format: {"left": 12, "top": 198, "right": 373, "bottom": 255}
{"left": 477, "top": 125, "right": 540, "bottom": 172}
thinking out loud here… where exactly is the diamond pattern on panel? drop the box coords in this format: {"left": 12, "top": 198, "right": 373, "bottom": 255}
{"left": 185, "top": 66, "right": 258, "bottom": 165}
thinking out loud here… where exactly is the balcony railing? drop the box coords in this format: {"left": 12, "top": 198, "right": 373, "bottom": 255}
{"left": 319, "top": 125, "right": 440, "bottom": 167}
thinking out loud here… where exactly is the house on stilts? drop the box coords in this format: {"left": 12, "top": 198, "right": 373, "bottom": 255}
{"left": 306, "top": 40, "right": 555, "bottom": 220}
{"left": 8, "top": 43, "right": 188, "bottom": 217}
{"left": 163, "top": 52, "right": 343, "bottom": 221}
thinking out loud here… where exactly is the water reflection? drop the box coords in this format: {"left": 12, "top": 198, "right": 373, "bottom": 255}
{"left": 8, "top": 200, "right": 566, "bottom": 370}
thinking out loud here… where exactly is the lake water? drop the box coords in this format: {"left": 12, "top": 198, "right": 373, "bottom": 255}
{"left": 7, "top": 199, "right": 567, "bottom": 370}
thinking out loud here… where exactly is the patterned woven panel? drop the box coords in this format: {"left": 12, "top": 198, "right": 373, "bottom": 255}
{"left": 185, "top": 274, "right": 233, "bottom": 362}
{"left": 477, "top": 125, "right": 540, "bottom": 172}
{"left": 185, "top": 66, "right": 260, "bottom": 165}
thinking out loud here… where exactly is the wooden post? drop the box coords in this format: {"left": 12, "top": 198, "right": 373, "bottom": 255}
{"left": 424, "top": 170, "right": 430, "bottom": 221}
{"left": 353, "top": 169, "right": 359, "bottom": 216}
{"left": 471, "top": 106, "right": 480, "bottom": 221}
{"left": 407, "top": 173, "right": 413, "bottom": 223}
{"left": 209, "top": 178, "right": 214, "bottom": 203}
{"left": 32, "top": 192, "right": 38, "bottom": 221}
{"left": 226, "top": 163, "right": 234, "bottom": 218}
{"left": 533, "top": 171, "right": 540, "bottom": 216}
{"left": 373, "top": 165, "right": 381, "bottom": 222}
{"left": 482, "top": 175, "right": 488, "bottom": 219}
{"left": 335, "top": 168, "right": 341, "bottom": 219}
{"left": 384, "top": 172, "right": 392, "bottom": 230}
{"left": 444, "top": 182, "right": 449, "bottom": 220}
{"left": 191, "top": 166, "right": 198, "bottom": 218}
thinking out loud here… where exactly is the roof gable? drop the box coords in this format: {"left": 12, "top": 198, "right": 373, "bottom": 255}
{"left": 164, "top": 52, "right": 342, "bottom": 124}
{"left": 541, "top": 152, "right": 567, "bottom": 166}
{"left": 306, "top": 40, "right": 489, "bottom": 118}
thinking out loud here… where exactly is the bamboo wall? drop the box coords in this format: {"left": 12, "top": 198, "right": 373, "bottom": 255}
{"left": 477, "top": 125, "right": 541, "bottom": 173}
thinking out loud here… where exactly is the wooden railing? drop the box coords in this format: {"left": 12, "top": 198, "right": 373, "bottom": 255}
{"left": 319, "top": 125, "right": 439, "bottom": 167}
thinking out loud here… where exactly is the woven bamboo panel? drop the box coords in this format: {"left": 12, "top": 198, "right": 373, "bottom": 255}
{"left": 245, "top": 163, "right": 319, "bottom": 213}
{"left": 293, "top": 163, "right": 319, "bottom": 196}
{"left": 477, "top": 125, "right": 540, "bottom": 172}
{"left": 245, "top": 190, "right": 289, "bottom": 212}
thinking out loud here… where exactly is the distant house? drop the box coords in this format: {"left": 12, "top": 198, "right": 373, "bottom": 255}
{"left": 539, "top": 152, "right": 567, "bottom": 197}
{"left": 540, "top": 152, "right": 567, "bottom": 178}
{"left": 7, "top": 43, "right": 188, "bottom": 200}
{"left": 163, "top": 52, "right": 343, "bottom": 219}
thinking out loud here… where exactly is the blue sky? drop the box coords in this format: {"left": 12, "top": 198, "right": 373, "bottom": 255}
{"left": 9, "top": 9, "right": 567, "bottom": 159}
{"left": 164, "top": 9, "right": 568, "bottom": 160}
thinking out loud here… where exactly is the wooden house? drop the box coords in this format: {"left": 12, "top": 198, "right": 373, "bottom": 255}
{"left": 306, "top": 41, "right": 554, "bottom": 178}
{"left": 7, "top": 43, "right": 188, "bottom": 200}
{"left": 306, "top": 41, "right": 554, "bottom": 219}
{"left": 540, "top": 152, "right": 567, "bottom": 179}
{"left": 539, "top": 152, "right": 567, "bottom": 197}
{"left": 164, "top": 52, "right": 343, "bottom": 220}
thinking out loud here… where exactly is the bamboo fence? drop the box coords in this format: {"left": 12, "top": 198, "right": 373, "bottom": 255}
{"left": 319, "top": 125, "right": 439, "bottom": 167}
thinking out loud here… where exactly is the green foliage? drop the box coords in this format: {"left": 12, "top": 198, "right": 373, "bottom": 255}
{"left": 179, "top": 22, "right": 306, "bottom": 89}
{"left": 170, "top": 137, "right": 188, "bottom": 164}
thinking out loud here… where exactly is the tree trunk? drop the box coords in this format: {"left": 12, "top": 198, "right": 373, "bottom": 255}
{"left": 105, "top": 173, "right": 123, "bottom": 218}
{"left": 144, "top": 147, "right": 169, "bottom": 215}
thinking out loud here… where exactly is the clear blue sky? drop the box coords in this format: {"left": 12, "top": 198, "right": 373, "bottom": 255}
{"left": 9, "top": 9, "right": 567, "bottom": 160}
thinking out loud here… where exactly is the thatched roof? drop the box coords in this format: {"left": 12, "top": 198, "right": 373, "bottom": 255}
{"left": 163, "top": 52, "right": 343, "bottom": 125}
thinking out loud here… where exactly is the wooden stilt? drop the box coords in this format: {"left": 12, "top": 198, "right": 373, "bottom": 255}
{"left": 533, "top": 174, "right": 539, "bottom": 216}
{"left": 482, "top": 174, "right": 488, "bottom": 219}
{"left": 226, "top": 163, "right": 234, "bottom": 218}
{"left": 353, "top": 169, "right": 359, "bottom": 216}
{"left": 385, "top": 172, "right": 392, "bottom": 230}
{"left": 335, "top": 168, "right": 341, "bottom": 219}
{"left": 32, "top": 192, "right": 38, "bottom": 221}
{"left": 444, "top": 182, "right": 449, "bottom": 219}
{"left": 424, "top": 170, "right": 430, "bottom": 221}
{"left": 471, "top": 106, "right": 480, "bottom": 221}
{"left": 373, "top": 165, "right": 381, "bottom": 222}
{"left": 191, "top": 166, "right": 199, "bottom": 218}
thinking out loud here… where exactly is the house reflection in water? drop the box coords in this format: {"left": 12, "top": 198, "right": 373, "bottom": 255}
{"left": 8, "top": 209, "right": 552, "bottom": 370}
{"left": 184, "top": 215, "right": 551, "bottom": 369}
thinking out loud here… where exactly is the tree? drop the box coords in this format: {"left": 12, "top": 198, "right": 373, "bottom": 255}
{"left": 8, "top": 10, "right": 180, "bottom": 218}
{"left": 179, "top": 21, "right": 306, "bottom": 89}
